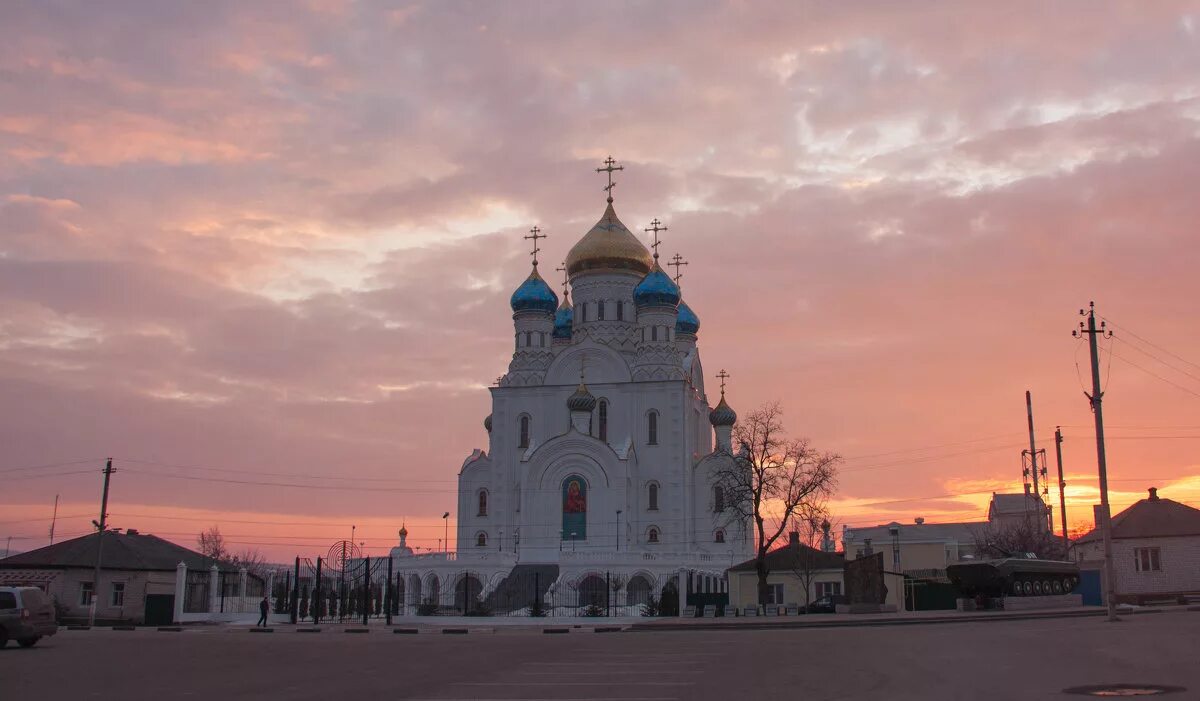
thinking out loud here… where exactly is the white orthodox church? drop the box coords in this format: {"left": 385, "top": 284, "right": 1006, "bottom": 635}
{"left": 388, "top": 161, "right": 751, "bottom": 614}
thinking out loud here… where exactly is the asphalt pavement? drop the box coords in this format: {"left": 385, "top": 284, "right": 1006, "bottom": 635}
{"left": 2, "top": 612, "right": 1198, "bottom": 700}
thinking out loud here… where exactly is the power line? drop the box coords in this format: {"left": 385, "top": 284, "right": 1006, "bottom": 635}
{"left": 1102, "top": 317, "right": 1200, "bottom": 372}
{"left": 1102, "top": 344, "right": 1200, "bottom": 400}
{"left": 0, "top": 459, "right": 105, "bottom": 474}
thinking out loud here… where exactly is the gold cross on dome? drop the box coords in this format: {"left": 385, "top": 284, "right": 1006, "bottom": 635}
{"left": 667, "top": 253, "right": 688, "bottom": 284}
{"left": 644, "top": 218, "right": 667, "bottom": 261}
{"left": 716, "top": 369, "right": 729, "bottom": 396}
{"left": 596, "top": 156, "right": 623, "bottom": 202}
{"left": 524, "top": 226, "right": 545, "bottom": 267}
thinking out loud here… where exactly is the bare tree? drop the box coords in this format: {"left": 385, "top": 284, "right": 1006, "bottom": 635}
{"left": 971, "top": 517, "right": 1068, "bottom": 561}
{"left": 197, "top": 525, "right": 268, "bottom": 575}
{"left": 787, "top": 510, "right": 834, "bottom": 608}
{"left": 197, "top": 525, "right": 227, "bottom": 561}
{"left": 712, "top": 402, "right": 840, "bottom": 606}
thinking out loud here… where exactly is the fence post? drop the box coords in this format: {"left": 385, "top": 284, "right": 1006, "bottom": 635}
{"left": 534, "top": 571, "right": 540, "bottom": 615}
{"left": 606, "top": 571, "right": 611, "bottom": 618}
{"left": 385, "top": 556, "right": 393, "bottom": 625}
{"left": 173, "top": 561, "right": 187, "bottom": 624}
{"left": 291, "top": 557, "right": 300, "bottom": 624}
{"left": 314, "top": 557, "right": 323, "bottom": 624}
{"left": 362, "top": 556, "right": 370, "bottom": 626}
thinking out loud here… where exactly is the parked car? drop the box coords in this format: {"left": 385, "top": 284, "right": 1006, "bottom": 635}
{"left": 0, "top": 586, "right": 58, "bottom": 648}
{"left": 804, "top": 596, "right": 837, "bottom": 614}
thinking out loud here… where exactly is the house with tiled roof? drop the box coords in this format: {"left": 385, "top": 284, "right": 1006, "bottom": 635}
{"left": 0, "top": 529, "right": 263, "bottom": 625}
{"left": 727, "top": 533, "right": 846, "bottom": 610}
{"left": 1074, "top": 487, "right": 1200, "bottom": 604}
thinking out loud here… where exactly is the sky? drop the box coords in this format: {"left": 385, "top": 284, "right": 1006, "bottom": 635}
{"left": 2, "top": 1, "right": 1200, "bottom": 561}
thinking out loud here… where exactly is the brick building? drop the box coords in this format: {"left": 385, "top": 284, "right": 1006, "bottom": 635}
{"left": 1074, "top": 487, "right": 1200, "bottom": 604}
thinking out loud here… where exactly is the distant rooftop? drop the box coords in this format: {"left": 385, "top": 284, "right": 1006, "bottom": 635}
{"left": 0, "top": 530, "right": 238, "bottom": 572}
{"left": 1077, "top": 488, "right": 1200, "bottom": 543}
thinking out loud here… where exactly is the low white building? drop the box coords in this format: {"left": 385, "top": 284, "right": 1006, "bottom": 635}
{"left": 1074, "top": 487, "right": 1200, "bottom": 604}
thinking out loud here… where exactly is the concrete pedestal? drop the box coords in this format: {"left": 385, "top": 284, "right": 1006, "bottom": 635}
{"left": 1003, "top": 593, "right": 1083, "bottom": 611}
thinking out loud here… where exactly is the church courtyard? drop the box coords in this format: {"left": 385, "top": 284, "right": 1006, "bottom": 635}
{"left": 3, "top": 613, "right": 1197, "bottom": 700}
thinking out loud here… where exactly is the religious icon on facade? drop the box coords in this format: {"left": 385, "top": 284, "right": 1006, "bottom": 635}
{"left": 562, "top": 476, "right": 587, "bottom": 540}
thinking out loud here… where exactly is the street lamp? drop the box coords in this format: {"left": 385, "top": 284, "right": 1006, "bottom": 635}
{"left": 442, "top": 512, "right": 450, "bottom": 554}
{"left": 615, "top": 510, "right": 623, "bottom": 552}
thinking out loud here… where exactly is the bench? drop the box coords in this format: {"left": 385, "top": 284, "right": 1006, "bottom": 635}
{"left": 682, "top": 605, "right": 697, "bottom": 618}
{"left": 702, "top": 605, "right": 716, "bottom": 618}
{"left": 743, "top": 605, "right": 759, "bottom": 616}
{"left": 765, "top": 605, "right": 780, "bottom": 616}
{"left": 723, "top": 605, "right": 738, "bottom": 617}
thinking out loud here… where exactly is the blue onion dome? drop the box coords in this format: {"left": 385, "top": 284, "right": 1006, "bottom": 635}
{"left": 567, "top": 382, "right": 597, "bottom": 412}
{"left": 565, "top": 202, "right": 653, "bottom": 276}
{"left": 709, "top": 395, "right": 737, "bottom": 426}
{"left": 675, "top": 299, "right": 700, "bottom": 335}
{"left": 633, "top": 262, "right": 681, "bottom": 309}
{"left": 552, "top": 292, "right": 574, "bottom": 339}
{"left": 484, "top": 414, "right": 492, "bottom": 432}
{"left": 510, "top": 266, "right": 558, "bottom": 314}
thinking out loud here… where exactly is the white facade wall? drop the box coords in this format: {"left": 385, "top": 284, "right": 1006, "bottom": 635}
{"left": 1077, "top": 535, "right": 1200, "bottom": 599}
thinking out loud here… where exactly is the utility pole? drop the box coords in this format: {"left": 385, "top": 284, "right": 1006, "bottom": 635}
{"left": 1025, "top": 390, "right": 1041, "bottom": 499}
{"left": 1055, "top": 427, "right": 1069, "bottom": 552}
{"left": 89, "top": 458, "right": 114, "bottom": 627}
{"left": 1074, "top": 302, "right": 1117, "bottom": 622}
{"left": 49, "top": 494, "right": 59, "bottom": 545}
{"left": 1022, "top": 392, "right": 1049, "bottom": 531}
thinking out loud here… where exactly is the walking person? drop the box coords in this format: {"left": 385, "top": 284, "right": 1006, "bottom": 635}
{"left": 257, "top": 595, "right": 270, "bottom": 628}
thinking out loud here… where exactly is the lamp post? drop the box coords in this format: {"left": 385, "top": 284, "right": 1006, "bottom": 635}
{"left": 615, "top": 510, "right": 623, "bottom": 552}
{"left": 442, "top": 512, "right": 450, "bottom": 554}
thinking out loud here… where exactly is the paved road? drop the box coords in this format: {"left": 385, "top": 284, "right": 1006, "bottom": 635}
{"left": 2, "top": 614, "right": 1198, "bottom": 700}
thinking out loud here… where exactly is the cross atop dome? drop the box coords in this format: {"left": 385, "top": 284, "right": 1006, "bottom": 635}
{"left": 668, "top": 253, "right": 688, "bottom": 284}
{"left": 717, "top": 369, "right": 730, "bottom": 396}
{"left": 596, "top": 156, "right": 623, "bottom": 203}
{"left": 644, "top": 218, "right": 667, "bottom": 261}
{"left": 524, "top": 226, "right": 545, "bottom": 267}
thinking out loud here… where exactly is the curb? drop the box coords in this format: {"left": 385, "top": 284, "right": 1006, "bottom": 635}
{"left": 344, "top": 628, "right": 369, "bottom": 634}
{"left": 543, "top": 628, "right": 569, "bottom": 634}
{"left": 628, "top": 608, "right": 1118, "bottom": 633}
{"left": 67, "top": 626, "right": 90, "bottom": 631}
{"left": 297, "top": 628, "right": 321, "bottom": 633}
{"left": 113, "top": 625, "right": 136, "bottom": 631}
{"left": 442, "top": 628, "right": 468, "bottom": 635}
{"left": 249, "top": 628, "right": 274, "bottom": 633}
{"left": 393, "top": 628, "right": 419, "bottom": 634}
{"left": 157, "top": 627, "right": 183, "bottom": 632}
{"left": 595, "top": 626, "right": 623, "bottom": 633}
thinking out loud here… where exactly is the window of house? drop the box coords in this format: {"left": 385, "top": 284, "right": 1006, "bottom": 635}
{"left": 1135, "top": 547, "right": 1161, "bottom": 572}
{"left": 598, "top": 399, "right": 608, "bottom": 441}
{"left": 476, "top": 532, "right": 487, "bottom": 547}
{"left": 815, "top": 581, "right": 842, "bottom": 598}
{"left": 110, "top": 582, "right": 125, "bottom": 607}
{"left": 713, "top": 485, "right": 725, "bottom": 512}
{"left": 597, "top": 300, "right": 605, "bottom": 320}
{"left": 478, "top": 489, "right": 488, "bottom": 517}
{"left": 766, "top": 583, "right": 784, "bottom": 605}
{"left": 80, "top": 581, "right": 94, "bottom": 606}
{"left": 714, "top": 529, "right": 726, "bottom": 544}
{"left": 519, "top": 416, "right": 530, "bottom": 448}
{"left": 648, "top": 482, "right": 659, "bottom": 511}
{"left": 647, "top": 411, "right": 658, "bottom": 444}
{"left": 647, "top": 527, "right": 660, "bottom": 543}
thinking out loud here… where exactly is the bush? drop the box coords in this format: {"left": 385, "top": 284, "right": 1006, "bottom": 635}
{"left": 299, "top": 595, "right": 309, "bottom": 620}
{"left": 529, "top": 598, "right": 546, "bottom": 617}
{"left": 641, "top": 594, "right": 661, "bottom": 617}
{"left": 465, "top": 603, "right": 493, "bottom": 617}
{"left": 417, "top": 599, "right": 438, "bottom": 616}
{"left": 583, "top": 603, "right": 604, "bottom": 617}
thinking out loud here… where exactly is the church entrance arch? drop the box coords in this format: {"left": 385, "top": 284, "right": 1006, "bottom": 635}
{"left": 408, "top": 573, "right": 422, "bottom": 610}
{"left": 577, "top": 574, "right": 607, "bottom": 609}
{"left": 455, "top": 574, "right": 484, "bottom": 613}
{"left": 627, "top": 575, "right": 653, "bottom": 607}
{"left": 426, "top": 574, "right": 441, "bottom": 608}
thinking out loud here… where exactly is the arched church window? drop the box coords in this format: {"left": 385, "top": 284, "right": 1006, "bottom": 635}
{"left": 581, "top": 303, "right": 588, "bottom": 323}
{"left": 597, "top": 300, "right": 605, "bottom": 320}
{"left": 597, "top": 399, "right": 608, "bottom": 441}
{"left": 518, "top": 416, "right": 530, "bottom": 448}
{"left": 648, "top": 527, "right": 660, "bottom": 544}
{"left": 524, "top": 331, "right": 532, "bottom": 347}
{"left": 647, "top": 482, "right": 659, "bottom": 511}
{"left": 715, "top": 529, "right": 726, "bottom": 544}
{"left": 475, "top": 532, "right": 487, "bottom": 547}
{"left": 651, "top": 326, "right": 658, "bottom": 342}
{"left": 616, "top": 301, "right": 623, "bottom": 321}
{"left": 477, "top": 489, "right": 488, "bottom": 517}
{"left": 713, "top": 485, "right": 725, "bottom": 513}
{"left": 647, "top": 411, "right": 658, "bottom": 445}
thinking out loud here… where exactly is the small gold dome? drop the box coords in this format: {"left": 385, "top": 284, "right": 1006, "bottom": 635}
{"left": 565, "top": 202, "right": 653, "bottom": 276}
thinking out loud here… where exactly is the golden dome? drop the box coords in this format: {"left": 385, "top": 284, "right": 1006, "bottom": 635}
{"left": 565, "top": 202, "right": 653, "bottom": 276}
